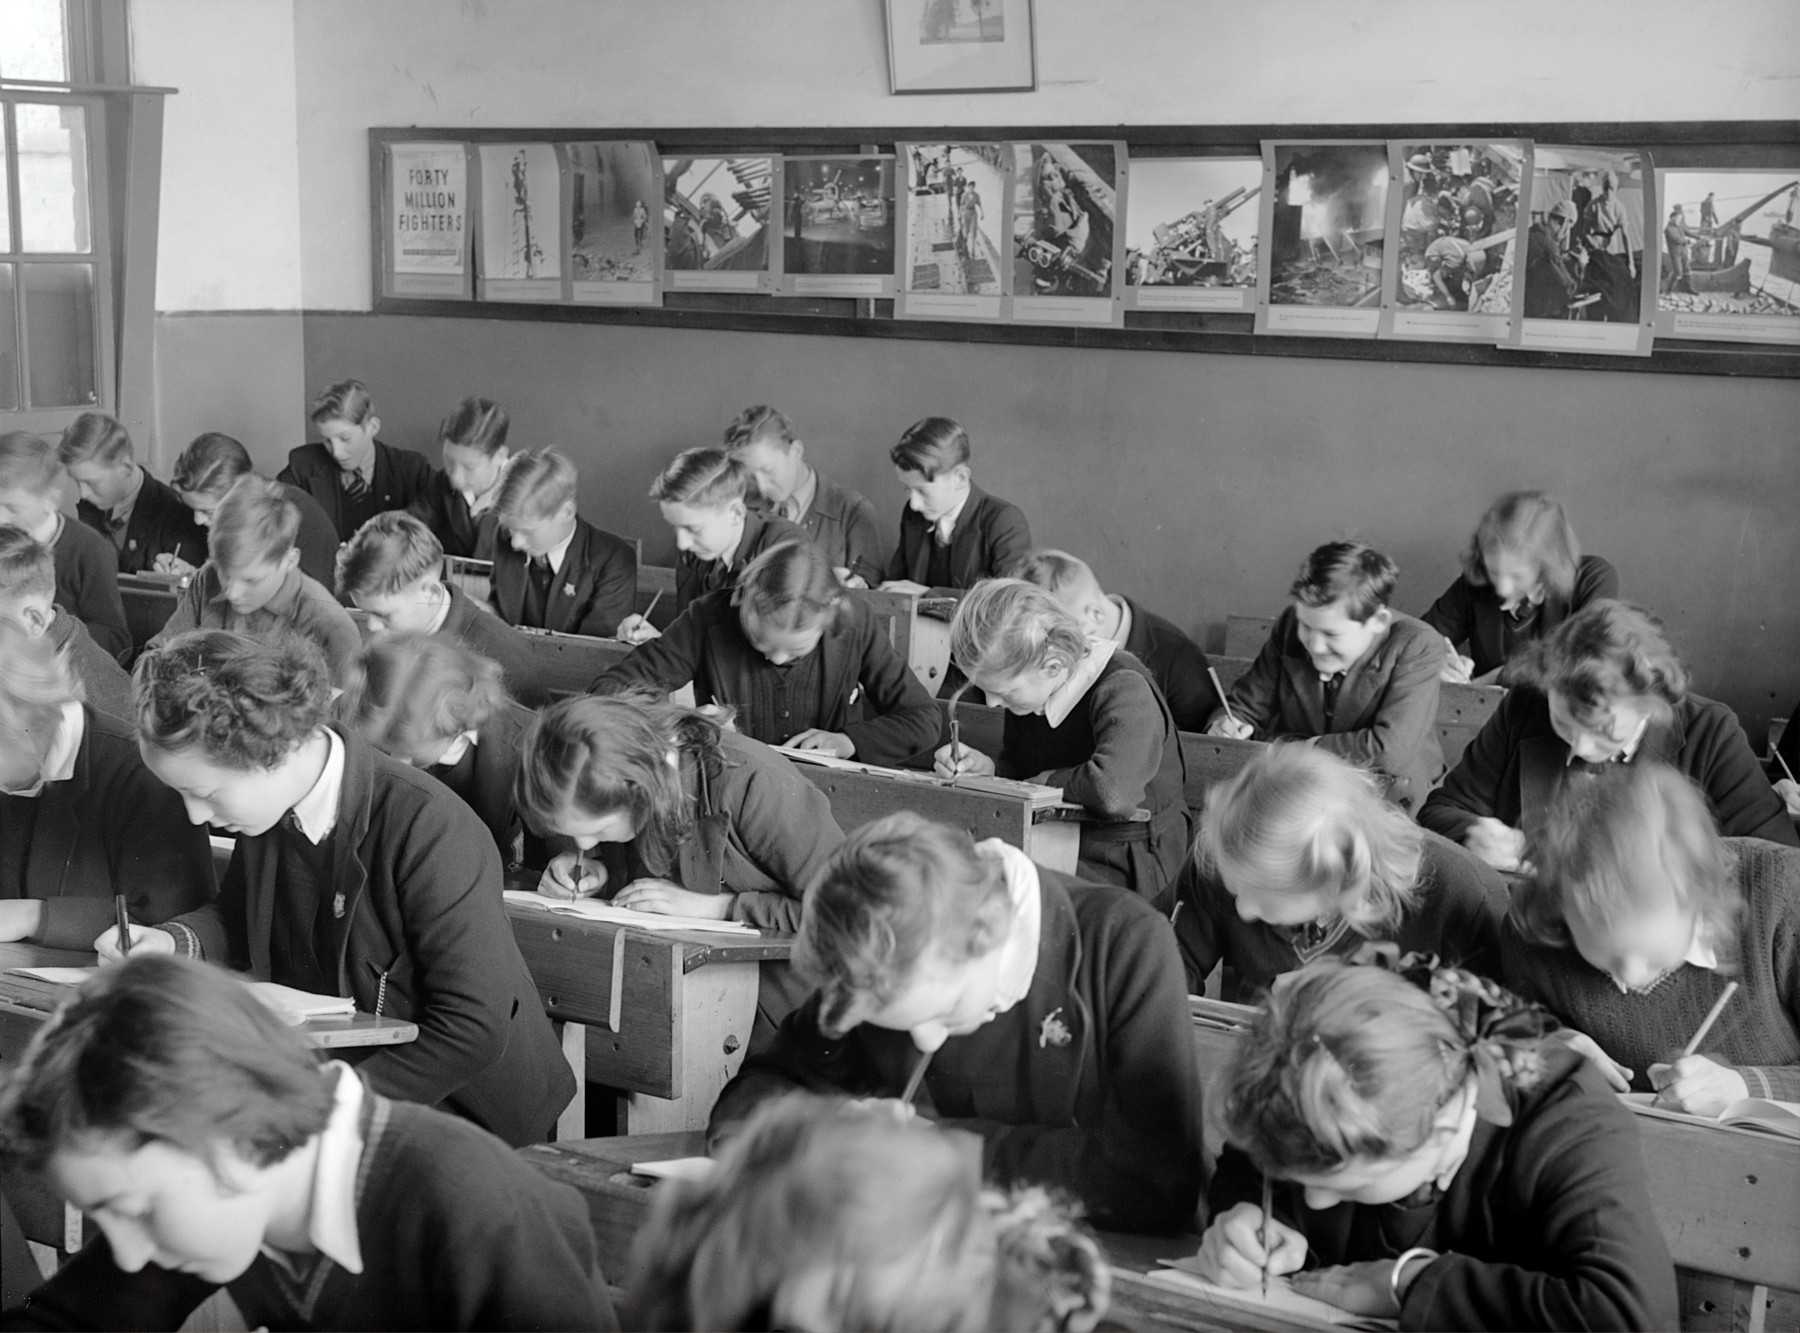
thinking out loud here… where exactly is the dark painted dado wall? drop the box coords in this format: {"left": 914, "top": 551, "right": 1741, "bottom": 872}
{"left": 261, "top": 312, "right": 1793, "bottom": 737}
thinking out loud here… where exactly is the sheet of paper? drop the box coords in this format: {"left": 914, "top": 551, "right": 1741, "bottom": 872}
{"left": 6, "top": 967, "right": 100, "bottom": 985}
{"left": 245, "top": 981, "right": 356, "bottom": 1025}
{"left": 630, "top": 1157, "right": 717, "bottom": 1182}
{"left": 501, "top": 890, "right": 757, "bottom": 935}
{"left": 1148, "top": 1259, "right": 1397, "bottom": 1330}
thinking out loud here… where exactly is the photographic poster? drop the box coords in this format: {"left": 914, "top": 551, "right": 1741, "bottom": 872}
{"left": 897, "top": 142, "right": 1010, "bottom": 321}
{"left": 1255, "top": 141, "right": 1389, "bottom": 338}
{"left": 1653, "top": 168, "right": 1800, "bottom": 345}
{"left": 1511, "top": 144, "right": 1656, "bottom": 356}
{"left": 662, "top": 155, "right": 781, "bottom": 293}
{"left": 1008, "top": 140, "right": 1127, "bottom": 327}
{"left": 778, "top": 156, "right": 898, "bottom": 298}
{"left": 885, "top": 0, "right": 1036, "bottom": 94}
{"left": 563, "top": 142, "right": 662, "bottom": 307}
{"left": 1124, "top": 156, "right": 1261, "bottom": 313}
{"left": 476, "top": 143, "right": 562, "bottom": 301}
{"left": 1381, "top": 141, "right": 1525, "bottom": 343}
{"left": 386, "top": 141, "right": 470, "bottom": 297}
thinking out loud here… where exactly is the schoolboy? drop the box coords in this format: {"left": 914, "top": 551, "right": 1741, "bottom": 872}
{"left": 0, "top": 955, "right": 616, "bottom": 1330}
{"left": 1015, "top": 547, "right": 1221, "bottom": 731}
{"left": 723, "top": 404, "right": 886, "bottom": 587}
{"left": 0, "top": 430, "right": 130, "bottom": 662}
{"left": 1209, "top": 541, "right": 1445, "bottom": 811}
{"left": 408, "top": 395, "right": 513, "bottom": 559}
{"left": 151, "top": 476, "right": 360, "bottom": 683}
{"left": 885, "top": 416, "right": 1031, "bottom": 590}
{"left": 489, "top": 448, "right": 637, "bottom": 638}
{"left": 337, "top": 511, "right": 543, "bottom": 703}
{"left": 170, "top": 431, "right": 340, "bottom": 586}
{"left": 56, "top": 412, "right": 206, "bottom": 574}
{"left": 0, "top": 526, "right": 133, "bottom": 719}
{"left": 279, "top": 379, "right": 435, "bottom": 542}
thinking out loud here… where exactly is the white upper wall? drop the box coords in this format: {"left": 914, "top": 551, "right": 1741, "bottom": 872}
{"left": 137, "top": 0, "right": 1800, "bottom": 312}
{"left": 133, "top": 0, "right": 303, "bottom": 310}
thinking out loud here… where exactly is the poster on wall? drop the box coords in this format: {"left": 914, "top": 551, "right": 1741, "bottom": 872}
{"left": 1380, "top": 140, "right": 1526, "bottom": 343}
{"left": 386, "top": 141, "right": 470, "bottom": 298}
{"left": 1510, "top": 144, "right": 1656, "bottom": 356}
{"left": 1255, "top": 140, "right": 1389, "bottom": 338}
{"left": 561, "top": 142, "right": 662, "bottom": 307}
{"left": 1123, "top": 155, "right": 1261, "bottom": 313}
{"left": 662, "top": 155, "right": 781, "bottom": 293}
{"left": 1007, "top": 140, "right": 1127, "bottom": 327}
{"left": 896, "top": 141, "right": 1010, "bottom": 321}
{"left": 778, "top": 156, "right": 898, "bottom": 298}
{"left": 1652, "top": 167, "right": 1800, "bottom": 345}
{"left": 476, "top": 143, "right": 563, "bottom": 301}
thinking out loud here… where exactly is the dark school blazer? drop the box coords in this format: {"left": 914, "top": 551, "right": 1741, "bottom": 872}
{"left": 278, "top": 439, "right": 436, "bottom": 542}
{"left": 437, "top": 582, "right": 545, "bottom": 705}
{"left": 51, "top": 515, "right": 130, "bottom": 662}
{"left": 1121, "top": 594, "right": 1220, "bottom": 733}
{"left": 1420, "top": 554, "right": 1619, "bottom": 678}
{"left": 592, "top": 590, "right": 940, "bottom": 767}
{"left": 158, "top": 730, "right": 574, "bottom": 1147}
{"left": 408, "top": 470, "right": 500, "bottom": 560}
{"left": 424, "top": 698, "right": 536, "bottom": 866}
{"left": 279, "top": 479, "right": 345, "bottom": 588}
{"left": 673, "top": 510, "right": 813, "bottom": 613}
{"left": 1419, "top": 687, "right": 1799, "bottom": 848}
{"left": 886, "top": 483, "right": 1033, "bottom": 589}
{"left": 490, "top": 517, "right": 637, "bottom": 639}
{"left": 76, "top": 471, "right": 207, "bottom": 574}
{"left": 708, "top": 868, "right": 1206, "bottom": 1234}
{"left": 1226, "top": 607, "right": 1446, "bottom": 811}
{"left": 793, "top": 473, "right": 887, "bottom": 586}
{"left": 0, "top": 707, "right": 214, "bottom": 949}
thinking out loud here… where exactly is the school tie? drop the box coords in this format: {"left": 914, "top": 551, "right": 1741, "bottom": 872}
{"left": 529, "top": 555, "right": 553, "bottom": 598}
{"left": 1321, "top": 672, "right": 1346, "bottom": 731}
{"left": 778, "top": 497, "right": 801, "bottom": 523}
{"left": 340, "top": 468, "right": 369, "bottom": 501}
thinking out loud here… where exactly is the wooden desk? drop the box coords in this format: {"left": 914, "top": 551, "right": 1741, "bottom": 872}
{"left": 518, "top": 628, "right": 634, "bottom": 698}
{"left": 117, "top": 571, "right": 184, "bottom": 648}
{"left": 503, "top": 899, "right": 787, "bottom": 1137}
{"left": 858, "top": 586, "right": 959, "bottom": 693}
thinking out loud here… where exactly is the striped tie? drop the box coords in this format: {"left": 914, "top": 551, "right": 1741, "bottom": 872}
{"left": 341, "top": 469, "right": 368, "bottom": 501}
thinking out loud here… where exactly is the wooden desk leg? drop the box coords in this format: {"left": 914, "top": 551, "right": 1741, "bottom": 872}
{"left": 556, "top": 1022, "right": 587, "bottom": 1142}
{"left": 1027, "top": 821, "right": 1081, "bottom": 875}
{"left": 618, "top": 962, "right": 759, "bottom": 1134}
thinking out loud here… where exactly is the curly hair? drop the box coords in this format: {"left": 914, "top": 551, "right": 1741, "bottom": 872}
{"left": 342, "top": 632, "right": 505, "bottom": 759}
{"left": 1510, "top": 599, "right": 1687, "bottom": 731}
{"left": 133, "top": 629, "right": 334, "bottom": 770}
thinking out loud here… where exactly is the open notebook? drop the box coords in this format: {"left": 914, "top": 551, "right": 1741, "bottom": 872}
{"left": 1145, "top": 1258, "right": 1397, "bottom": 1330}
{"left": 1622, "top": 1092, "right": 1800, "bottom": 1141}
{"left": 7, "top": 970, "right": 355, "bottom": 1026}
{"left": 502, "top": 890, "right": 757, "bottom": 936}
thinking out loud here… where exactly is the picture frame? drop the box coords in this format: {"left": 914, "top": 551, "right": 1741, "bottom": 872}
{"left": 885, "top": 0, "right": 1036, "bottom": 96}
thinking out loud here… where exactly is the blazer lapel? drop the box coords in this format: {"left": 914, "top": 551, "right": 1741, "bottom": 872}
{"left": 24, "top": 722, "right": 90, "bottom": 900}
{"left": 546, "top": 522, "right": 591, "bottom": 629}
{"left": 327, "top": 735, "right": 377, "bottom": 991}
{"left": 241, "top": 833, "right": 280, "bottom": 979}
{"left": 1280, "top": 638, "right": 1327, "bottom": 734}
{"left": 817, "top": 615, "right": 858, "bottom": 730}
{"left": 1015, "top": 878, "right": 1088, "bottom": 1123}
{"left": 493, "top": 549, "right": 525, "bottom": 623}
{"left": 948, "top": 488, "right": 986, "bottom": 586}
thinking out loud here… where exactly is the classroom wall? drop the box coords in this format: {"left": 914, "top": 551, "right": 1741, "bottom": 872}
{"left": 139, "top": 0, "right": 1800, "bottom": 734}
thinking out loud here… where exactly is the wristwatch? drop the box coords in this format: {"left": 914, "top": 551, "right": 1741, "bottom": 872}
{"left": 1389, "top": 1247, "right": 1438, "bottom": 1307}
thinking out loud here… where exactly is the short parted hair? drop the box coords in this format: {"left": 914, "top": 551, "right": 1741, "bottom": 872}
{"left": 1513, "top": 598, "right": 1687, "bottom": 731}
{"left": 0, "top": 431, "right": 62, "bottom": 498}
{"left": 343, "top": 632, "right": 505, "bottom": 757}
{"left": 796, "top": 812, "right": 1016, "bottom": 1038}
{"left": 171, "top": 432, "right": 254, "bottom": 499}
{"left": 889, "top": 416, "right": 972, "bottom": 479}
{"left": 0, "top": 525, "right": 55, "bottom": 603}
{"left": 1461, "top": 491, "right": 1581, "bottom": 601}
{"left": 309, "top": 378, "right": 375, "bottom": 427}
{"left": 208, "top": 475, "right": 300, "bottom": 572}
{"left": 1289, "top": 541, "right": 1399, "bottom": 622}
{"left": 1223, "top": 960, "right": 1470, "bottom": 1176}
{"left": 721, "top": 404, "right": 799, "bottom": 453}
{"left": 56, "top": 412, "right": 134, "bottom": 469}
{"left": 949, "top": 577, "right": 1089, "bottom": 684}
{"left": 734, "top": 540, "right": 842, "bottom": 635}
{"left": 516, "top": 695, "right": 726, "bottom": 876}
{"left": 336, "top": 511, "right": 444, "bottom": 600}
{"left": 648, "top": 447, "right": 749, "bottom": 509}
{"left": 0, "top": 955, "right": 333, "bottom": 1175}
{"left": 0, "top": 619, "right": 84, "bottom": 757}
{"left": 1012, "top": 548, "right": 1099, "bottom": 595}
{"left": 1513, "top": 762, "right": 1741, "bottom": 966}
{"left": 134, "top": 628, "right": 334, "bottom": 770}
{"left": 629, "top": 1093, "right": 1109, "bottom": 1333}
{"left": 495, "top": 448, "right": 579, "bottom": 526}
{"left": 1197, "top": 745, "right": 1425, "bottom": 938}
{"left": 440, "top": 395, "right": 510, "bottom": 454}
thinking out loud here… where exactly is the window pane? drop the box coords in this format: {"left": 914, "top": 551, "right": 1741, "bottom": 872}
{"left": 17, "top": 103, "right": 91, "bottom": 254}
{"left": 0, "top": 266, "right": 17, "bottom": 410}
{"left": 0, "top": 0, "right": 69, "bottom": 82}
{"left": 22, "top": 262, "right": 96, "bottom": 408}
{"left": 0, "top": 114, "right": 10, "bottom": 251}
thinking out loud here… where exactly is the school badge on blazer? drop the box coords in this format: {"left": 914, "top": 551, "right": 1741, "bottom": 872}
{"left": 1039, "top": 1007, "right": 1072, "bottom": 1048}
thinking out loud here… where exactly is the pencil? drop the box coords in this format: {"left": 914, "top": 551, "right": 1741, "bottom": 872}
{"left": 1775, "top": 747, "right": 1798, "bottom": 786}
{"left": 946, "top": 679, "right": 971, "bottom": 787}
{"left": 1209, "top": 668, "right": 1241, "bottom": 729}
{"left": 1680, "top": 980, "right": 1739, "bottom": 1059}
{"left": 113, "top": 894, "right": 133, "bottom": 957}
{"left": 642, "top": 588, "right": 664, "bottom": 625}
{"left": 1259, "top": 1173, "right": 1273, "bottom": 1300}
{"left": 900, "top": 1048, "right": 932, "bottom": 1105}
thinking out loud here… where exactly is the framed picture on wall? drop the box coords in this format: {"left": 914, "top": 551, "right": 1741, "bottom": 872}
{"left": 886, "top": 0, "right": 1036, "bottom": 95}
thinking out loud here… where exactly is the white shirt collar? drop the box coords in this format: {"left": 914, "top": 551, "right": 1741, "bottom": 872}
{"left": 423, "top": 582, "right": 453, "bottom": 635}
{"left": 782, "top": 467, "right": 819, "bottom": 524}
{"left": 1105, "top": 594, "right": 1132, "bottom": 648}
{"left": 1043, "top": 638, "right": 1119, "bottom": 729}
{"left": 1565, "top": 714, "right": 1651, "bottom": 768}
{"left": 933, "top": 489, "right": 971, "bottom": 545}
{"left": 542, "top": 525, "right": 577, "bottom": 579}
{"left": 41, "top": 702, "right": 86, "bottom": 786}
{"left": 1684, "top": 921, "right": 1720, "bottom": 972}
{"left": 266, "top": 1062, "right": 365, "bottom": 1276}
{"left": 29, "top": 511, "right": 61, "bottom": 546}
{"left": 108, "top": 466, "right": 146, "bottom": 526}
{"left": 977, "top": 839, "right": 1042, "bottom": 1016}
{"left": 288, "top": 729, "right": 346, "bottom": 844}
{"left": 461, "top": 474, "right": 503, "bottom": 519}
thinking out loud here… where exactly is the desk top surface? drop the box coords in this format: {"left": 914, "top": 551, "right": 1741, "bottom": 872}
{"left": 501, "top": 889, "right": 795, "bottom": 967}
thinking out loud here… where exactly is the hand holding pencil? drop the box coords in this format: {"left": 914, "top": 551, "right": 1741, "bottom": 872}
{"left": 1647, "top": 981, "right": 1746, "bottom": 1117}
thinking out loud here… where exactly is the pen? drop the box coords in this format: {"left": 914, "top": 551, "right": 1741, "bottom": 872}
{"left": 900, "top": 1048, "right": 932, "bottom": 1105}
{"left": 946, "top": 679, "right": 970, "bottom": 787}
{"left": 571, "top": 848, "right": 588, "bottom": 902}
{"left": 113, "top": 894, "right": 133, "bottom": 957}
{"left": 1680, "top": 980, "right": 1739, "bottom": 1059}
{"left": 1259, "top": 1173, "right": 1273, "bottom": 1300}
{"left": 641, "top": 588, "right": 664, "bottom": 627}
{"left": 1209, "top": 668, "right": 1242, "bottom": 731}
